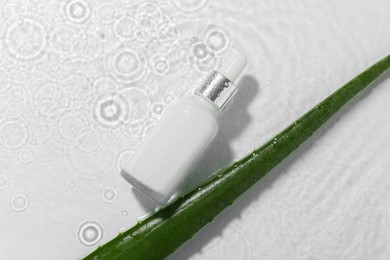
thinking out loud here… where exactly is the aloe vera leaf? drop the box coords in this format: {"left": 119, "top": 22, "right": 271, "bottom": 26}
{"left": 84, "top": 55, "right": 390, "bottom": 260}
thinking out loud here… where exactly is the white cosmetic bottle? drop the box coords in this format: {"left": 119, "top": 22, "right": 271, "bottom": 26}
{"left": 121, "top": 50, "right": 247, "bottom": 205}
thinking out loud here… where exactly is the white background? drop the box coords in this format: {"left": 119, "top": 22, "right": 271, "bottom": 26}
{"left": 0, "top": 0, "right": 390, "bottom": 259}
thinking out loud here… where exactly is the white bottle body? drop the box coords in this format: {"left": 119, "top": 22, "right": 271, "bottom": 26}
{"left": 121, "top": 95, "right": 219, "bottom": 205}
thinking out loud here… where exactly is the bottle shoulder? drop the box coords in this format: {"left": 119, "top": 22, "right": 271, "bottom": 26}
{"left": 162, "top": 96, "right": 219, "bottom": 131}
{"left": 173, "top": 95, "right": 220, "bottom": 117}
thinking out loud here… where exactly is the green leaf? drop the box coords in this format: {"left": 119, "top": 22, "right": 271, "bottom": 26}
{"left": 84, "top": 55, "right": 390, "bottom": 260}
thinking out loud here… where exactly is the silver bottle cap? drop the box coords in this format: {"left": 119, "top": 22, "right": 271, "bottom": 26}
{"left": 193, "top": 48, "right": 247, "bottom": 111}
{"left": 193, "top": 70, "right": 237, "bottom": 111}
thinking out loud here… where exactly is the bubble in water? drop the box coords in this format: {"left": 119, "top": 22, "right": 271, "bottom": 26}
{"left": 192, "top": 41, "right": 209, "bottom": 60}
{"left": 19, "top": 148, "right": 34, "bottom": 164}
{"left": 0, "top": 175, "right": 10, "bottom": 190}
{"left": 48, "top": 22, "right": 84, "bottom": 59}
{"left": 0, "top": 118, "right": 29, "bottom": 150}
{"left": 149, "top": 102, "right": 165, "bottom": 119}
{"left": 109, "top": 47, "right": 146, "bottom": 83}
{"left": 10, "top": 192, "right": 30, "bottom": 212}
{"left": 114, "top": 17, "right": 136, "bottom": 41}
{"left": 77, "top": 221, "right": 104, "bottom": 247}
{"left": 99, "top": 97, "right": 122, "bottom": 122}
{"left": 120, "top": 209, "right": 128, "bottom": 218}
{"left": 115, "top": 149, "right": 135, "bottom": 174}
{"left": 93, "top": 92, "right": 129, "bottom": 129}
{"left": 153, "top": 57, "right": 170, "bottom": 75}
{"left": 4, "top": 17, "right": 46, "bottom": 61}
{"left": 163, "top": 92, "right": 176, "bottom": 105}
{"left": 65, "top": 178, "right": 79, "bottom": 192}
{"left": 208, "top": 31, "right": 226, "bottom": 51}
{"left": 64, "top": 0, "right": 91, "bottom": 24}
{"left": 95, "top": 2, "right": 118, "bottom": 24}
{"left": 190, "top": 37, "right": 218, "bottom": 72}
{"left": 101, "top": 186, "right": 118, "bottom": 203}
{"left": 194, "top": 52, "right": 217, "bottom": 72}
{"left": 204, "top": 24, "right": 231, "bottom": 55}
